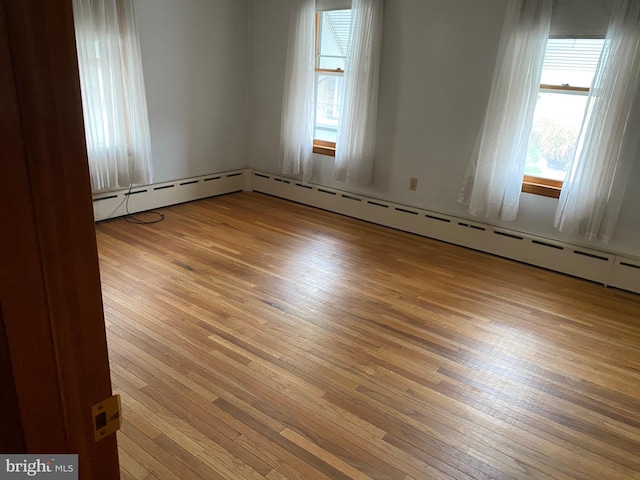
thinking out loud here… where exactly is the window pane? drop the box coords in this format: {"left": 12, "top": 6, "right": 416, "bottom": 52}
{"left": 314, "top": 73, "right": 344, "bottom": 142}
{"left": 317, "top": 10, "right": 352, "bottom": 71}
{"left": 525, "top": 91, "right": 588, "bottom": 181}
{"left": 541, "top": 38, "right": 605, "bottom": 88}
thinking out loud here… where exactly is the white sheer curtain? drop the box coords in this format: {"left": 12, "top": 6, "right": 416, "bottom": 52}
{"left": 459, "top": 0, "right": 552, "bottom": 220}
{"left": 555, "top": 0, "right": 640, "bottom": 242}
{"left": 280, "top": 0, "right": 316, "bottom": 183}
{"left": 73, "top": 0, "right": 152, "bottom": 192}
{"left": 334, "top": 0, "right": 384, "bottom": 186}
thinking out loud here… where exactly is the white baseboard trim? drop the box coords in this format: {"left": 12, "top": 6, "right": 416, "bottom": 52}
{"left": 250, "top": 171, "right": 640, "bottom": 295}
{"left": 92, "top": 169, "right": 246, "bottom": 222}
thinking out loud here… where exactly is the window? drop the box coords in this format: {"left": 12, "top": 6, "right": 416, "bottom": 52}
{"left": 281, "top": 0, "right": 382, "bottom": 182}
{"left": 73, "top": 0, "right": 153, "bottom": 192}
{"left": 522, "top": 38, "right": 605, "bottom": 198}
{"left": 313, "top": 9, "right": 353, "bottom": 156}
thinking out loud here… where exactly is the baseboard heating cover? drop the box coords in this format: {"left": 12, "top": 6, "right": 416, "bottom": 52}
{"left": 251, "top": 171, "right": 640, "bottom": 295}
{"left": 92, "top": 170, "right": 246, "bottom": 222}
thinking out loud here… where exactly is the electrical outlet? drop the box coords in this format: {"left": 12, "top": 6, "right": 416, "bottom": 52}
{"left": 409, "top": 177, "right": 418, "bottom": 191}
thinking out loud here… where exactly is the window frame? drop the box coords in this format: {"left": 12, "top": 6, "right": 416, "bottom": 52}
{"left": 522, "top": 37, "right": 603, "bottom": 198}
{"left": 521, "top": 174, "right": 563, "bottom": 198}
{"left": 312, "top": 11, "right": 347, "bottom": 157}
{"left": 522, "top": 84, "right": 591, "bottom": 198}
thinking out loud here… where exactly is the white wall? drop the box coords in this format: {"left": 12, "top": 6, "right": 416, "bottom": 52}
{"left": 134, "top": 0, "right": 248, "bottom": 183}
{"left": 248, "top": 0, "right": 640, "bottom": 258}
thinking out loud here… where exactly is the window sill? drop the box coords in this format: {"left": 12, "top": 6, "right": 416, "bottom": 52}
{"left": 313, "top": 140, "right": 336, "bottom": 157}
{"left": 522, "top": 175, "right": 562, "bottom": 199}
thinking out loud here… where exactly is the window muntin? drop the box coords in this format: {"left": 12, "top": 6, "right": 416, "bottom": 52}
{"left": 523, "top": 38, "right": 605, "bottom": 196}
{"left": 313, "top": 9, "right": 352, "bottom": 154}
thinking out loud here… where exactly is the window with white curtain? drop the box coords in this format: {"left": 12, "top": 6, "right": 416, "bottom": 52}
{"left": 73, "top": 0, "right": 153, "bottom": 193}
{"left": 523, "top": 38, "right": 605, "bottom": 194}
{"left": 555, "top": 0, "right": 640, "bottom": 242}
{"left": 521, "top": 0, "right": 612, "bottom": 198}
{"left": 280, "top": 0, "right": 383, "bottom": 185}
{"left": 314, "top": 9, "right": 353, "bottom": 149}
{"left": 458, "top": 0, "right": 552, "bottom": 221}
{"left": 461, "top": 0, "right": 640, "bottom": 242}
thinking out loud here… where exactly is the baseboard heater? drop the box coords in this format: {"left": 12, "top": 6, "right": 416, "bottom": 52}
{"left": 92, "top": 170, "right": 246, "bottom": 222}
{"left": 250, "top": 171, "right": 640, "bottom": 295}
{"left": 91, "top": 168, "right": 640, "bottom": 295}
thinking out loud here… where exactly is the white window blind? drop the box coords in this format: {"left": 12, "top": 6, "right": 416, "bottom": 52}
{"left": 317, "top": 10, "right": 353, "bottom": 70}
{"left": 541, "top": 38, "right": 606, "bottom": 88}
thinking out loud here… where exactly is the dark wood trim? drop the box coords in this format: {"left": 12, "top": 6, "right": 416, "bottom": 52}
{"left": 1, "top": 0, "right": 119, "bottom": 477}
{"left": 0, "top": 2, "right": 24, "bottom": 454}
{"left": 0, "top": 302, "right": 25, "bottom": 452}
{"left": 0, "top": 0, "right": 66, "bottom": 452}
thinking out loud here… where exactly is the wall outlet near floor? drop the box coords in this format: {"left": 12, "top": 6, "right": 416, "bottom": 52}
{"left": 409, "top": 177, "right": 418, "bottom": 191}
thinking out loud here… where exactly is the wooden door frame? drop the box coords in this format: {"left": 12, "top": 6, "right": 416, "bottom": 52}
{"left": 0, "top": 0, "right": 119, "bottom": 477}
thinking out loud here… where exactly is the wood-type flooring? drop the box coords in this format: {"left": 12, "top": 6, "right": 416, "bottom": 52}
{"left": 95, "top": 192, "right": 640, "bottom": 480}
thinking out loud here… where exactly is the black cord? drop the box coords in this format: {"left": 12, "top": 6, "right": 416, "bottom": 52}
{"left": 124, "top": 183, "right": 165, "bottom": 224}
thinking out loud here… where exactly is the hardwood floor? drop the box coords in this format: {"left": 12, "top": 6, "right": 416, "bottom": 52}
{"left": 96, "top": 192, "right": 640, "bottom": 480}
